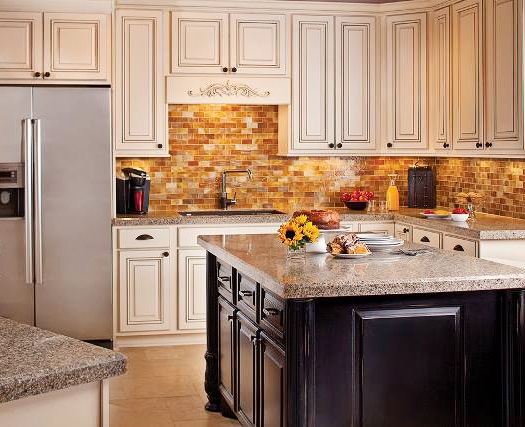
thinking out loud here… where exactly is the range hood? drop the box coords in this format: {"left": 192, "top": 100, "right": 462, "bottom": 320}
{"left": 166, "top": 76, "right": 291, "bottom": 105}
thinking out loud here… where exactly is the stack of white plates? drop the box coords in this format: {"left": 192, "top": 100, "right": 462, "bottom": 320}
{"left": 356, "top": 233, "right": 404, "bottom": 252}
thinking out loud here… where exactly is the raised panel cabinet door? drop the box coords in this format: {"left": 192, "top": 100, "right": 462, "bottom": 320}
{"left": 218, "top": 297, "right": 236, "bottom": 408}
{"left": 237, "top": 313, "right": 258, "bottom": 427}
{"left": 118, "top": 249, "right": 171, "bottom": 332}
{"left": 452, "top": 0, "right": 483, "bottom": 150}
{"left": 171, "top": 12, "right": 229, "bottom": 74}
{"left": 0, "top": 12, "right": 42, "bottom": 80}
{"left": 430, "top": 8, "right": 452, "bottom": 151}
{"left": 259, "top": 332, "right": 285, "bottom": 427}
{"left": 485, "top": 0, "right": 523, "bottom": 150}
{"left": 335, "top": 16, "right": 377, "bottom": 150}
{"left": 115, "top": 10, "right": 166, "bottom": 155}
{"left": 178, "top": 249, "right": 207, "bottom": 330}
{"left": 43, "top": 13, "right": 109, "bottom": 82}
{"left": 385, "top": 13, "right": 427, "bottom": 150}
{"left": 229, "top": 13, "right": 287, "bottom": 75}
{"left": 292, "top": 15, "right": 335, "bottom": 151}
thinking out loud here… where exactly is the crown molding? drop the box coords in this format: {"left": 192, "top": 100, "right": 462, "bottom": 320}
{"left": 0, "top": 0, "right": 112, "bottom": 13}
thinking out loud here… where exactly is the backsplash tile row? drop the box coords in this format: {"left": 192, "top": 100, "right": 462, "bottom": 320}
{"left": 116, "top": 104, "right": 525, "bottom": 219}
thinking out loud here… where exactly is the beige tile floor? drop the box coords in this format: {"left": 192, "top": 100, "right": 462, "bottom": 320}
{"left": 109, "top": 345, "right": 240, "bottom": 427}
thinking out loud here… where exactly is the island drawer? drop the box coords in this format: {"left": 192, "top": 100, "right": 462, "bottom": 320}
{"left": 217, "top": 259, "right": 234, "bottom": 301}
{"left": 237, "top": 272, "right": 257, "bottom": 318}
{"left": 260, "top": 288, "right": 285, "bottom": 339}
{"left": 118, "top": 227, "right": 170, "bottom": 249}
{"left": 412, "top": 227, "right": 441, "bottom": 248}
{"left": 443, "top": 235, "right": 477, "bottom": 257}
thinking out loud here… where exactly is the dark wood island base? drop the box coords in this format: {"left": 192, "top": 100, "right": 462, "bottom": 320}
{"left": 204, "top": 251, "right": 525, "bottom": 427}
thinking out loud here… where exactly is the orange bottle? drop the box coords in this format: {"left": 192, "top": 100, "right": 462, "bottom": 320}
{"left": 386, "top": 173, "right": 400, "bottom": 211}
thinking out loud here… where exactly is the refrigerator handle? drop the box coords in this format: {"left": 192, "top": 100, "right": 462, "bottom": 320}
{"left": 23, "top": 119, "right": 34, "bottom": 285}
{"left": 33, "top": 119, "right": 43, "bottom": 286}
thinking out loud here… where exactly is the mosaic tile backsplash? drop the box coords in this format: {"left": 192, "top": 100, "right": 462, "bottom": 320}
{"left": 116, "top": 104, "right": 525, "bottom": 219}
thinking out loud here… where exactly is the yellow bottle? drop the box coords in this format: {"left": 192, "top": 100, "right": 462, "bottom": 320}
{"left": 386, "top": 173, "right": 400, "bottom": 211}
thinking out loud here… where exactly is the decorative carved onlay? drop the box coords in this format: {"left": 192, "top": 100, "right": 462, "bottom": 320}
{"left": 188, "top": 81, "right": 271, "bottom": 98}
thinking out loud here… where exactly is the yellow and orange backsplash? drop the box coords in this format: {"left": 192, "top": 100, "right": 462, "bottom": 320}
{"left": 116, "top": 104, "right": 525, "bottom": 219}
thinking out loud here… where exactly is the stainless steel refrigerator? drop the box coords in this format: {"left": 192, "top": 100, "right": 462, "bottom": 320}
{"left": 0, "top": 87, "right": 112, "bottom": 341}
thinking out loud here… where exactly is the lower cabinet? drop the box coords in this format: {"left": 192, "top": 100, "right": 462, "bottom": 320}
{"left": 259, "top": 332, "right": 286, "bottom": 427}
{"left": 118, "top": 249, "right": 171, "bottom": 332}
{"left": 218, "top": 297, "right": 236, "bottom": 408}
{"left": 178, "top": 249, "right": 207, "bottom": 330}
{"left": 237, "top": 313, "right": 258, "bottom": 426}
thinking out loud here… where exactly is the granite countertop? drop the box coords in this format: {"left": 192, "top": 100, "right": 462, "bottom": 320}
{"left": 0, "top": 318, "right": 126, "bottom": 403}
{"left": 198, "top": 234, "right": 525, "bottom": 299}
{"left": 113, "top": 208, "right": 525, "bottom": 240}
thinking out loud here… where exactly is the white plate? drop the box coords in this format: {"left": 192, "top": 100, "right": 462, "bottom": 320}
{"left": 364, "top": 239, "right": 404, "bottom": 246}
{"left": 329, "top": 252, "right": 371, "bottom": 259}
{"left": 355, "top": 232, "right": 390, "bottom": 239}
{"left": 367, "top": 242, "right": 404, "bottom": 252}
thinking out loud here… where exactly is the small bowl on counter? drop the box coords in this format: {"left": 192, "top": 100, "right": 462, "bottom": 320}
{"left": 343, "top": 201, "right": 368, "bottom": 211}
{"left": 451, "top": 213, "right": 470, "bottom": 222}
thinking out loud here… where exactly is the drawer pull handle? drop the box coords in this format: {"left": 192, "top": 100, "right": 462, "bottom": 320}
{"left": 240, "top": 290, "right": 253, "bottom": 297}
{"left": 263, "top": 307, "right": 280, "bottom": 317}
{"left": 420, "top": 236, "right": 430, "bottom": 243}
{"left": 453, "top": 245, "right": 465, "bottom": 252}
{"left": 250, "top": 335, "right": 259, "bottom": 346}
{"left": 136, "top": 234, "right": 154, "bottom": 240}
{"left": 219, "top": 276, "right": 230, "bottom": 283}
{"left": 227, "top": 315, "right": 234, "bottom": 322}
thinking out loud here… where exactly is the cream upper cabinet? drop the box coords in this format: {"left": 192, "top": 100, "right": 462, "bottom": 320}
{"left": 170, "top": 12, "right": 287, "bottom": 75}
{"left": 118, "top": 249, "right": 171, "bottom": 333}
{"left": 385, "top": 13, "right": 427, "bottom": 151}
{"left": 485, "top": 0, "right": 523, "bottom": 151}
{"left": 335, "top": 16, "right": 377, "bottom": 151}
{"left": 292, "top": 15, "right": 335, "bottom": 151}
{"left": 115, "top": 9, "right": 166, "bottom": 156}
{"left": 430, "top": 7, "right": 452, "bottom": 151}
{"left": 171, "top": 12, "right": 228, "bottom": 74}
{"left": 177, "top": 249, "right": 207, "bottom": 331}
{"left": 452, "top": 0, "right": 483, "bottom": 151}
{"left": 0, "top": 11, "right": 108, "bottom": 83}
{"left": 0, "top": 12, "right": 42, "bottom": 80}
{"left": 43, "top": 13, "right": 109, "bottom": 81}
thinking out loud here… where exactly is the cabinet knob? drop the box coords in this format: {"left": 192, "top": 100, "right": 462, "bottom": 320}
{"left": 336, "top": 143, "right": 343, "bottom": 149}
{"left": 387, "top": 142, "right": 393, "bottom": 148}
{"left": 162, "top": 251, "right": 169, "bottom": 257}
{"left": 34, "top": 72, "right": 41, "bottom": 78}
{"left": 476, "top": 142, "right": 483, "bottom": 148}
{"left": 239, "top": 290, "right": 253, "bottom": 297}
{"left": 157, "top": 144, "right": 163, "bottom": 149}
{"left": 403, "top": 228, "right": 410, "bottom": 233}
{"left": 263, "top": 307, "right": 280, "bottom": 317}
{"left": 443, "top": 142, "right": 450, "bottom": 149}
{"left": 231, "top": 67, "right": 237, "bottom": 73}
{"left": 227, "top": 315, "right": 234, "bottom": 322}
{"left": 485, "top": 142, "right": 493, "bottom": 148}
{"left": 222, "top": 67, "right": 228, "bottom": 73}
{"left": 328, "top": 143, "right": 335, "bottom": 149}
{"left": 43, "top": 72, "right": 51, "bottom": 78}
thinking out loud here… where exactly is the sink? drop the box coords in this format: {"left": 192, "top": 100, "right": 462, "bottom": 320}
{"left": 178, "top": 209, "right": 286, "bottom": 216}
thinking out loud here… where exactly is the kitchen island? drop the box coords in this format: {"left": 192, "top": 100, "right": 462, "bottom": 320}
{"left": 0, "top": 317, "right": 126, "bottom": 427}
{"left": 198, "top": 234, "right": 525, "bottom": 427}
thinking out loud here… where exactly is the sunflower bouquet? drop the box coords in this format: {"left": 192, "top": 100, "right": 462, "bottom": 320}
{"left": 278, "top": 215, "right": 320, "bottom": 251}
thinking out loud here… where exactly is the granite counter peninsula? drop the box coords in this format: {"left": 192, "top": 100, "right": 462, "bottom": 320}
{"left": 198, "top": 234, "right": 525, "bottom": 427}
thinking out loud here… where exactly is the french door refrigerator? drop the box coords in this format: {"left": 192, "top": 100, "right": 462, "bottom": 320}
{"left": 0, "top": 87, "right": 112, "bottom": 341}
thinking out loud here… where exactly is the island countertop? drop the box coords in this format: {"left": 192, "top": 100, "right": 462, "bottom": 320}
{"left": 198, "top": 234, "right": 525, "bottom": 299}
{"left": 0, "top": 318, "right": 126, "bottom": 403}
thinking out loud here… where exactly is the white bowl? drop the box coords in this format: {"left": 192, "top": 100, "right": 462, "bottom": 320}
{"left": 451, "top": 213, "right": 469, "bottom": 222}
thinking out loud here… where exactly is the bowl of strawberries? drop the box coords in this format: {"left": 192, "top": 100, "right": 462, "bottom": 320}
{"left": 341, "top": 190, "right": 374, "bottom": 211}
{"left": 451, "top": 207, "right": 469, "bottom": 222}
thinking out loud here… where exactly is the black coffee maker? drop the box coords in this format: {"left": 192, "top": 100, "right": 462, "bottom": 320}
{"left": 116, "top": 168, "right": 151, "bottom": 214}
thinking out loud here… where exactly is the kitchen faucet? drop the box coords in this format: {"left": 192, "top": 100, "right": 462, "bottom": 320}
{"left": 220, "top": 169, "right": 253, "bottom": 210}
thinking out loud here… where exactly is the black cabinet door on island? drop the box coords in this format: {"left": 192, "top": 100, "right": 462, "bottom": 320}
{"left": 204, "top": 253, "right": 525, "bottom": 427}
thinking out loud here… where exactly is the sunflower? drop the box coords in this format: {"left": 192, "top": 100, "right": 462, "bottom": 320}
{"left": 302, "top": 221, "right": 319, "bottom": 242}
{"left": 278, "top": 221, "right": 304, "bottom": 247}
{"left": 294, "top": 214, "right": 308, "bottom": 225}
